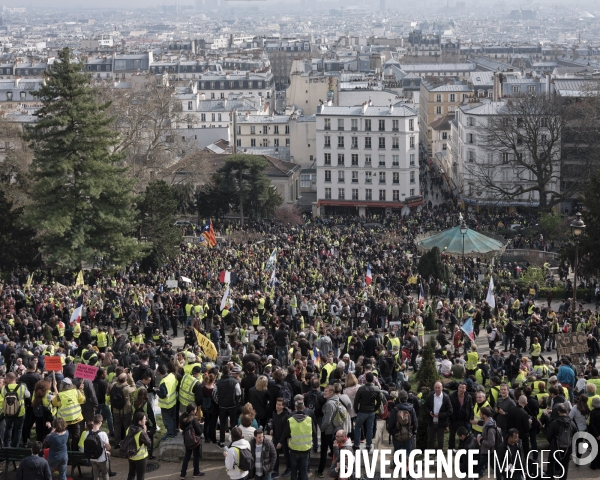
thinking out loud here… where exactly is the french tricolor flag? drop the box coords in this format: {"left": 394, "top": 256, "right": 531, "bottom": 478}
{"left": 219, "top": 270, "right": 231, "bottom": 284}
{"left": 365, "top": 264, "right": 372, "bottom": 286}
{"left": 419, "top": 282, "right": 425, "bottom": 308}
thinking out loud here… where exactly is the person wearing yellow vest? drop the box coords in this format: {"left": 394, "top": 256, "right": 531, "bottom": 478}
{"left": 73, "top": 321, "right": 81, "bottom": 341}
{"left": 179, "top": 366, "right": 202, "bottom": 409}
{"left": 282, "top": 396, "right": 315, "bottom": 480}
{"left": 57, "top": 320, "right": 65, "bottom": 340}
{"left": 185, "top": 302, "right": 194, "bottom": 328}
{"left": 0, "top": 372, "right": 30, "bottom": 447}
{"left": 251, "top": 308, "right": 260, "bottom": 332}
{"left": 530, "top": 337, "right": 542, "bottom": 366}
{"left": 157, "top": 363, "right": 179, "bottom": 440}
{"left": 96, "top": 329, "right": 108, "bottom": 353}
{"left": 78, "top": 414, "right": 113, "bottom": 479}
{"left": 470, "top": 391, "right": 490, "bottom": 435}
{"left": 123, "top": 411, "right": 152, "bottom": 480}
{"left": 52, "top": 377, "right": 85, "bottom": 451}
{"left": 319, "top": 358, "right": 335, "bottom": 389}
{"left": 465, "top": 345, "right": 479, "bottom": 377}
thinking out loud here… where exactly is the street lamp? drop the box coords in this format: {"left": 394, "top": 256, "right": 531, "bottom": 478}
{"left": 570, "top": 212, "right": 586, "bottom": 318}
{"left": 460, "top": 220, "right": 468, "bottom": 272}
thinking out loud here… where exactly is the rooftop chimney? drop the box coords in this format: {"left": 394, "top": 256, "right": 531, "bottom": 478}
{"left": 389, "top": 104, "right": 394, "bottom": 114}
{"left": 362, "top": 102, "right": 367, "bottom": 114}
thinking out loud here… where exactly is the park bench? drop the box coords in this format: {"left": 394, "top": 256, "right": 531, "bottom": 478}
{"left": 0, "top": 447, "right": 91, "bottom": 479}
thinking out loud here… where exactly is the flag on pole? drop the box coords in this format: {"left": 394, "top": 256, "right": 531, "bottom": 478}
{"left": 194, "top": 328, "right": 218, "bottom": 361}
{"left": 419, "top": 282, "right": 425, "bottom": 308}
{"left": 70, "top": 298, "right": 83, "bottom": 325}
{"left": 75, "top": 270, "right": 84, "bottom": 287}
{"left": 201, "top": 220, "right": 217, "bottom": 247}
{"left": 461, "top": 317, "right": 475, "bottom": 341}
{"left": 268, "top": 268, "right": 277, "bottom": 288}
{"left": 24, "top": 274, "right": 32, "bottom": 289}
{"left": 219, "top": 270, "right": 231, "bottom": 284}
{"left": 486, "top": 276, "right": 496, "bottom": 309}
{"left": 365, "top": 264, "right": 372, "bottom": 285}
{"left": 312, "top": 345, "right": 321, "bottom": 367}
{"left": 220, "top": 286, "right": 230, "bottom": 311}
{"left": 264, "top": 248, "right": 277, "bottom": 273}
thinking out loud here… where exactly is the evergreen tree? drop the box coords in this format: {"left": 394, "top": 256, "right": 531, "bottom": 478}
{"left": 424, "top": 308, "right": 436, "bottom": 331}
{"left": 414, "top": 337, "right": 440, "bottom": 450}
{"left": 418, "top": 247, "right": 449, "bottom": 282}
{"left": 22, "top": 47, "right": 143, "bottom": 269}
{"left": 138, "top": 180, "right": 182, "bottom": 270}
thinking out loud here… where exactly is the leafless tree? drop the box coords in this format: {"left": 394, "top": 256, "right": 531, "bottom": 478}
{"left": 0, "top": 117, "right": 34, "bottom": 208}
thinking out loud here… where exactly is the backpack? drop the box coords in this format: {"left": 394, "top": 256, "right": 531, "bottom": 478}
{"left": 494, "top": 427, "right": 503, "bottom": 449}
{"left": 232, "top": 446, "right": 254, "bottom": 472}
{"left": 83, "top": 430, "right": 104, "bottom": 460}
{"left": 331, "top": 400, "right": 347, "bottom": 428}
{"left": 3, "top": 386, "right": 21, "bottom": 417}
{"left": 119, "top": 432, "right": 140, "bottom": 459}
{"left": 33, "top": 403, "right": 47, "bottom": 418}
{"left": 183, "top": 423, "right": 202, "bottom": 450}
{"left": 278, "top": 383, "right": 292, "bottom": 409}
{"left": 377, "top": 398, "right": 390, "bottom": 420}
{"left": 555, "top": 423, "right": 572, "bottom": 457}
{"left": 393, "top": 409, "right": 412, "bottom": 442}
{"left": 304, "top": 390, "right": 319, "bottom": 412}
{"left": 110, "top": 385, "right": 126, "bottom": 410}
{"left": 201, "top": 395, "right": 214, "bottom": 415}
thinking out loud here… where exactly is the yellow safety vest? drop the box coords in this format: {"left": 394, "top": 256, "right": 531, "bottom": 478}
{"left": 531, "top": 343, "right": 541, "bottom": 357}
{"left": 133, "top": 334, "right": 144, "bottom": 345}
{"left": 57, "top": 322, "right": 65, "bottom": 338}
{"left": 388, "top": 337, "right": 400, "bottom": 350}
{"left": 73, "top": 323, "right": 81, "bottom": 338}
{"left": 472, "top": 401, "right": 490, "bottom": 433}
{"left": 320, "top": 363, "right": 335, "bottom": 388}
{"left": 179, "top": 374, "right": 199, "bottom": 407}
{"left": 97, "top": 332, "right": 107, "bottom": 348}
{"left": 185, "top": 304, "right": 193, "bottom": 316}
{"left": 56, "top": 389, "right": 83, "bottom": 424}
{"left": 258, "top": 298, "right": 265, "bottom": 311}
{"left": 466, "top": 352, "right": 479, "bottom": 370}
{"left": 127, "top": 429, "right": 148, "bottom": 461}
{"left": 158, "top": 373, "right": 178, "bottom": 410}
{"left": 91, "top": 328, "right": 98, "bottom": 338}
{"left": 287, "top": 416, "right": 312, "bottom": 451}
{"left": 417, "top": 324, "right": 424, "bottom": 336}
{"left": 252, "top": 315, "right": 260, "bottom": 326}
{"left": 183, "top": 363, "right": 200, "bottom": 375}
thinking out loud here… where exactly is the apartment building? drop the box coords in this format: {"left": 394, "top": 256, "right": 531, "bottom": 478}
{"left": 197, "top": 70, "right": 275, "bottom": 101}
{"left": 286, "top": 68, "right": 339, "bottom": 115}
{"left": 236, "top": 113, "right": 290, "bottom": 149}
{"left": 451, "top": 99, "right": 560, "bottom": 210}
{"left": 419, "top": 78, "right": 473, "bottom": 148}
{"left": 315, "top": 102, "right": 422, "bottom": 216}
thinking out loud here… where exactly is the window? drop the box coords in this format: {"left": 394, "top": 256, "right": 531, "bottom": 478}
{"left": 379, "top": 155, "right": 386, "bottom": 166}
{"left": 365, "top": 137, "right": 372, "bottom": 149}
{"left": 409, "top": 137, "right": 415, "bottom": 149}
{"left": 285, "top": 125, "right": 290, "bottom": 134}
{"left": 324, "top": 118, "right": 331, "bottom": 130}
{"left": 379, "top": 189, "right": 386, "bottom": 201}
{"left": 262, "top": 139, "right": 268, "bottom": 147}
{"left": 392, "top": 155, "right": 399, "bottom": 166}
{"left": 301, "top": 174, "right": 312, "bottom": 188}
{"left": 201, "top": 113, "right": 206, "bottom": 122}
{"left": 436, "top": 94, "right": 442, "bottom": 102}
{"left": 351, "top": 119, "right": 358, "bottom": 131}
{"left": 251, "top": 139, "right": 256, "bottom": 147}
{"left": 442, "top": 131, "right": 448, "bottom": 140}
{"left": 286, "top": 139, "right": 290, "bottom": 146}
{"left": 410, "top": 188, "right": 415, "bottom": 197}
{"left": 541, "top": 134, "right": 547, "bottom": 143}
{"left": 338, "top": 171, "right": 345, "bottom": 183}
{"left": 351, "top": 154, "right": 358, "bottom": 166}
{"left": 393, "top": 172, "right": 399, "bottom": 184}
{"left": 338, "top": 136, "right": 344, "bottom": 148}
{"left": 274, "top": 138, "right": 279, "bottom": 147}
{"left": 516, "top": 152, "right": 524, "bottom": 162}
{"left": 379, "top": 137, "right": 386, "bottom": 149}
{"left": 379, "top": 172, "right": 386, "bottom": 184}
{"left": 352, "top": 189, "right": 359, "bottom": 200}
{"left": 351, "top": 137, "right": 358, "bottom": 149}
{"left": 468, "top": 151, "right": 476, "bottom": 162}
{"left": 540, "top": 118, "right": 548, "bottom": 128}
{"left": 365, "top": 155, "right": 372, "bottom": 166}
{"left": 236, "top": 139, "right": 241, "bottom": 147}
{"left": 262, "top": 126, "right": 268, "bottom": 134}
{"left": 392, "top": 120, "right": 399, "bottom": 131}
{"left": 450, "top": 94, "right": 455, "bottom": 102}
{"left": 442, "top": 143, "right": 447, "bottom": 150}
{"left": 392, "top": 137, "right": 399, "bottom": 149}
{"left": 502, "top": 152, "right": 510, "bottom": 163}
{"left": 324, "top": 153, "right": 331, "bottom": 165}
{"left": 274, "top": 126, "right": 279, "bottom": 134}
{"left": 517, "top": 135, "right": 523, "bottom": 146}
{"left": 467, "top": 117, "right": 475, "bottom": 127}
{"left": 513, "top": 86, "right": 520, "bottom": 94}
{"left": 410, "top": 171, "right": 415, "bottom": 184}
{"left": 529, "top": 85, "right": 535, "bottom": 93}
{"left": 378, "top": 120, "right": 385, "bottom": 131}
{"left": 324, "top": 136, "right": 331, "bottom": 148}
{"left": 325, "top": 170, "right": 331, "bottom": 182}
{"left": 188, "top": 101, "right": 193, "bottom": 110}
{"left": 338, "top": 154, "right": 345, "bottom": 166}
{"left": 211, "top": 113, "right": 216, "bottom": 122}
{"left": 237, "top": 126, "right": 241, "bottom": 135}
{"left": 338, "top": 188, "right": 345, "bottom": 200}
{"left": 365, "top": 119, "right": 371, "bottom": 131}
{"left": 365, "top": 171, "right": 372, "bottom": 184}
{"left": 517, "top": 117, "right": 524, "bottom": 128}
{"left": 352, "top": 171, "right": 358, "bottom": 183}
{"left": 409, "top": 119, "right": 414, "bottom": 131}
{"left": 325, "top": 188, "right": 331, "bottom": 199}
{"left": 338, "top": 119, "right": 344, "bottom": 131}
{"left": 393, "top": 190, "right": 400, "bottom": 201}
{"left": 467, "top": 133, "right": 475, "bottom": 144}
{"left": 251, "top": 126, "right": 256, "bottom": 134}
{"left": 436, "top": 106, "right": 442, "bottom": 114}
{"left": 218, "top": 114, "right": 222, "bottom": 122}
{"left": 211, "top": 93, "right": 215, "bottom": 99}
{"left": 365, "top": 189, "right": 372, "bottom": 200}
{"left": 410, "top": 154, "right": 415, "bottom": 166}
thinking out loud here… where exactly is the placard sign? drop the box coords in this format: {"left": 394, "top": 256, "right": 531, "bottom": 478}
{"left": 74, "top": 363, "right": 98, "bottom": 381}
{"left": 166, "top": 280, "right": 178, "bottom": 289}
{"left": 556, "top": 332, "right": 587, "bottom": 358}
{"left": 45, "top": 356, "right": 63, "bottom": 371}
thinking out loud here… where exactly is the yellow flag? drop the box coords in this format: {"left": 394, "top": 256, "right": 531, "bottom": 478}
{"left": 194, "top": 328, "right": 218, "bottom": 361}
{"left": 75, "top": 270, "right": 84, "bottom": 287}
{"left": 25, "top": 274, "right": 32, "bottom": 289}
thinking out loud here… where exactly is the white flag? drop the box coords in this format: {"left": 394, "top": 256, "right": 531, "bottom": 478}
{"left": 220, "top": 287, "right": 230, "bottom": 311}
{"left": 486, "top": 276, "right": 495, "bottom": 309}
{"left": 269, "top": 268, "right": 277, "bottom": 287}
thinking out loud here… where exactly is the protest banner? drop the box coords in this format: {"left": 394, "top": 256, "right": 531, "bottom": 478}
{"left": 45, "top": 356, "right": 63, "bottom": 371}
{"left": 194, "top": 328, "right": 218, "bottom": 361}
{"left": 75, "top": 363, "right": 98, "bottom": 381}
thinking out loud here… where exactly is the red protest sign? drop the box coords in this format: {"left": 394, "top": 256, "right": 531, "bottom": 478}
{"left": 75, "top": 363, "right": 98, "bottom": 381}
{"left": 45, "top": 356, "right": 63, "bottom": 371}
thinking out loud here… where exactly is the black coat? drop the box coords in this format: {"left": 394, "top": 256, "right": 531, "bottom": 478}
{"left": 506, "top": 404, "right": 531, "bottom": 439}
{"left": 248, "top": 387, "right": 270, "bottom": 422}
{"left": 448, "top": 391, "right": 474, "bottom": 423}
{"left": 424, "top": 392, "right": 453, "bottom": 427}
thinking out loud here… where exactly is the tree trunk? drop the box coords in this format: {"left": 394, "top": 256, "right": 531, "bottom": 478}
{"left": 239, "top": 169, "right": 244, "bottom": 227}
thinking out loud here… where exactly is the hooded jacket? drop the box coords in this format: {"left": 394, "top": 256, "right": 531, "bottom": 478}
{"left": 249, "top": 437, "right": 277, "bottom": 478}
{"left": 480, "top": 417, "right": 499, "bottom": 452}
{"left": 281, "top": 411, "right": 315, "bottom": 450}
{"left": 457, "top": 434, "right": 479, "bottom": 476}
{"left": 225, "top": 438, "right": 252, "bottom": 479}
{"left": 321, "top": 394, "right": 351, "bottom": 435}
